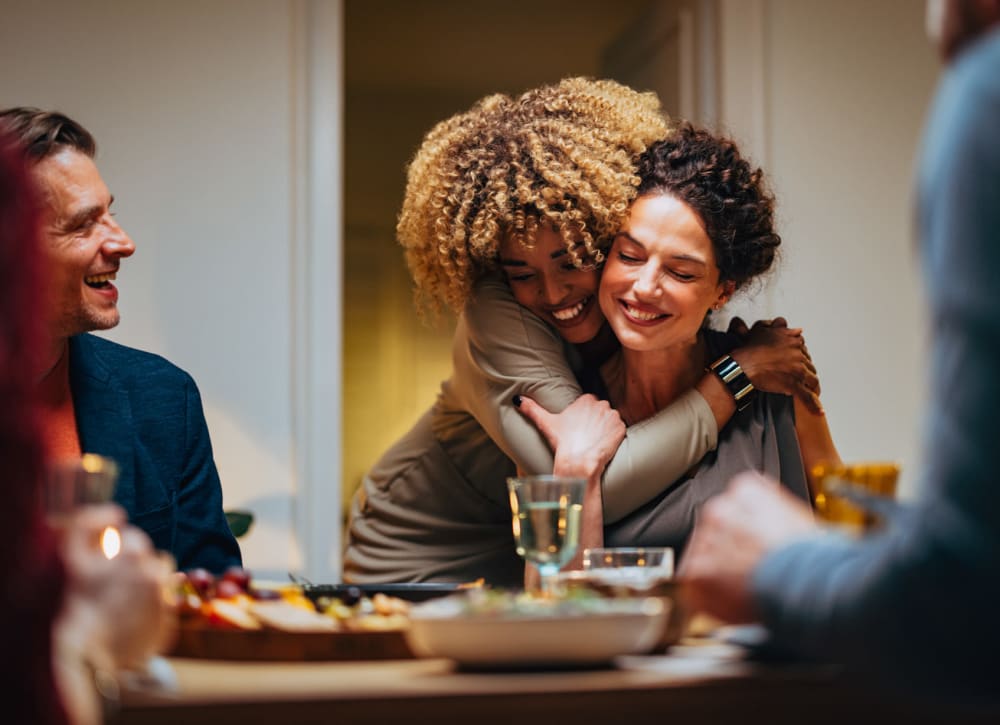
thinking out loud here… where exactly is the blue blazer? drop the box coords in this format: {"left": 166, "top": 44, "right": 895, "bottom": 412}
{"left": 69, "top": 333, "right": 242, "bottom": 573}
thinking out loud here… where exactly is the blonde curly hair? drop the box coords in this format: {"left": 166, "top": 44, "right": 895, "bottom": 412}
{"left": 398, "top": 77, "right": 670, "bottom": 315}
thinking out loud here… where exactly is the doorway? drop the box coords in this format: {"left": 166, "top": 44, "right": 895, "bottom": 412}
{"left": 341, "top": 0, "right": 700, "bottom": 514}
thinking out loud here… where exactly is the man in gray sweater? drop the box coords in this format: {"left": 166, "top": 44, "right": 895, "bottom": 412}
{"left": 680, "top": 0, "right": 1000, "bottom": 705}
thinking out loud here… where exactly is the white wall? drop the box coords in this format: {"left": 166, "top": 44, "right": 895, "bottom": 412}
{"left": 717, "top": 0, "right": 939, "bottom": 496}
{"left": 0, "top": 0, "right": 343, "bottom": 579}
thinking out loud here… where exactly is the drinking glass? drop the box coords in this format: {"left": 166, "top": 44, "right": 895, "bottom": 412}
{"left": 507, "top": 475, "right": 586, "bottom": 595}
{"left": 582, "top": 547, "right": 675, "bottom": 591}
{"left": 811, "top": 461, "right": 901, "bottom": 532}
{"left": 46, "top": 454, "right": 178, "bottom": 685}
{"left": 45, "top": 453, "right": 122, "bottom": 558}
{"left": 580, "top": 546, "right": 680, "bottom": 650}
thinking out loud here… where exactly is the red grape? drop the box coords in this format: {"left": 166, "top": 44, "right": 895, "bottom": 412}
{"left": 186, "top": 568, "right": 215, "bottom": 598}
{"left": 221, "top": 566, "right": 252, "bottom": 592}
{"left": 215, "top": 579, "right": 242, "bottom": 600}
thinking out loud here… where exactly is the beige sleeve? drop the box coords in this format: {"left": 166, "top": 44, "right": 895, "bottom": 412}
{"left": 601, "top": 389, "right": 717, "bottom": 522}
{"left": 452, "top": 279, "right": 579, "bottom": 475}
{"left": 454, "top": 278, "right": 719, "bottom": 523}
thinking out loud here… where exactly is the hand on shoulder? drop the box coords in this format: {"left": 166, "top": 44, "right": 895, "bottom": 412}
{"left": 727, "top": 316, "right": 824, "bottom": 414}
{"left": 514, "top": 393, "right": 625, "bottom": 480}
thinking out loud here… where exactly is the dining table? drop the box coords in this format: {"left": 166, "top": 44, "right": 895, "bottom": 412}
{"left": 119, "top": 639, "right": 997, "bottom": 725}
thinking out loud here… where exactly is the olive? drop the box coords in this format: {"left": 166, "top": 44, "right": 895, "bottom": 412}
{"left": 339, "top": 586, "right": 363, "bottom": 606}
{"left": 249, "top": 587, "right": 281, "bottom": 601}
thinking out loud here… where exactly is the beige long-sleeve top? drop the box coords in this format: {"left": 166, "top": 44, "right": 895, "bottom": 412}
{"left": 343, "top": 277, "right": 718, "bottom": 586}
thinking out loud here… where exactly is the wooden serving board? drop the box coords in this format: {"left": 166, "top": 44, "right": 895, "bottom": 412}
{"left": 170, "top": 623, "right": 414, "bottom": 661}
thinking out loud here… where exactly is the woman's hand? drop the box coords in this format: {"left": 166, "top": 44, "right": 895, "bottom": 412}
{"left": 515, "top": 393, "right": 626, "bottom": 481}
{"left": 515, "top": 393, "right": 624, "bottom": 572}
{"left": 57, "top": 504, "right": 176, "bottom": 670}
{"left": 728, "top": 317, "right": 824, "bottom": 414}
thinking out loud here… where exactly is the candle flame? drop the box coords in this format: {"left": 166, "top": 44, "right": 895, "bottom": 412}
{"left": 101, "top": 526, "right": 121, "bottom": 559}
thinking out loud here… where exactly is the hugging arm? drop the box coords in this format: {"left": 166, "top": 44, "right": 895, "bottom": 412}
{"left": 509, "top": 311, "right": 828, "bottom": 521}
{"left": 458, "top": 280, "right": 822, "bottom": 522}
{"left": 728, "top": 317, "right": 823, "bottom": 415}
{"left": 792, "top": 395, "right": 841, "bottom": 496}
{"left": 516, "top": 394, "right": 626, "bottom": 562}
{"left": 456, "top": 279, "right": 718, "bottom": 511}
{"left": 602, "top": 315, "right": 827, "bottom": 519}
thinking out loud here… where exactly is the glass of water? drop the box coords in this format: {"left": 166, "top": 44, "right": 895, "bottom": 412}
{"left": 507, "top": 475, "right": 586, "bottom": 595}
{"left": 582, "top": 547, "right": 674, "bottom": 591}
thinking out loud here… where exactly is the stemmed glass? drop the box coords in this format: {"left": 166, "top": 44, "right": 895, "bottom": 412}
{"left": 507, "top": 475, "right": 586, "bottom": 596}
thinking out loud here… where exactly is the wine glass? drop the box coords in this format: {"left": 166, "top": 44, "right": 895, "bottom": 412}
{"left": 507, "top": 475, "right": 586, "bottom": 596}
{"left": 45, "top": 453, "right": 121, "bottom": 558}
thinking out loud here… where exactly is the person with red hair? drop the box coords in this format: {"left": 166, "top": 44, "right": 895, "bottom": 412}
{"left": 0, "top": 138, "right": 172, "bottom": 724}
{"left": 0, "top": 122, "right": 69, "bottom": 725}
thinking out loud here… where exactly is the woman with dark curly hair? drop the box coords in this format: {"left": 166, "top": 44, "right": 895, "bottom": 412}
{"left": 524, "top": 124, "right": 840, "bottom": 554}
{"left": 345, "top": 79, "right": 822, "bottom": 586}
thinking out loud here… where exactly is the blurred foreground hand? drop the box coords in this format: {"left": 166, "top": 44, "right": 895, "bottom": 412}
{"left": 679, "top": 472, "right": 819, "bottom": 623}
{"left": 58, "top": 504, "right": 176, "bottom": 669}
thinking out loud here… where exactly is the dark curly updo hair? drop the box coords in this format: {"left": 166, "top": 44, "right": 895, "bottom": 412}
{"left": 637, "top": 123, "right": 779, "bottom": 290}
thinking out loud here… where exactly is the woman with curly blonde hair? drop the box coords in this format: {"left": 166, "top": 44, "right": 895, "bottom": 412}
{"left": 344, "top": 79, "right": 819, "bottom": 586}
{"left": 399, "top": 78, "right": 664, "bottom": 316}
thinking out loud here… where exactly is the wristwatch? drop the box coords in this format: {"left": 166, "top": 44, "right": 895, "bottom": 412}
{"left": 708, "top": 354, "right": 756, "bottom": 412}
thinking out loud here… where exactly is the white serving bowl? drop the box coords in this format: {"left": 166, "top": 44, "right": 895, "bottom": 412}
{"left": 405, "top": 594, "right": 668, "bottom": 668}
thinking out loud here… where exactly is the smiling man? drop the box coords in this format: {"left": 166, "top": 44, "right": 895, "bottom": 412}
{"left": 0, "top": 108, "right": 241, "bottom": 573}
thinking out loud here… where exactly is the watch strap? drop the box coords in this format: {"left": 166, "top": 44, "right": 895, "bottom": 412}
{"left": 708, "top": 354, "right": 756, "bottom": 412}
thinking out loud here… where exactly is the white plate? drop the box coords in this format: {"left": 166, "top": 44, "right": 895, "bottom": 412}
{"left": 405, "top": 595, "right": 668, "bottom": 667}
